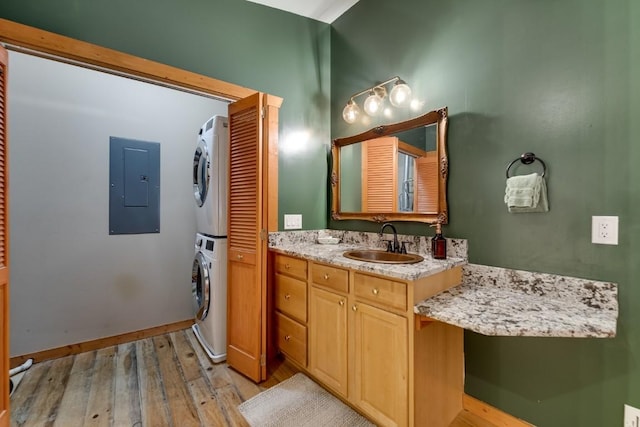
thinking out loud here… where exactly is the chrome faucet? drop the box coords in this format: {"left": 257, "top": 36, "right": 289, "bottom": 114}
{"left": 379, "top": 223, "right": 401, "bottom": 253}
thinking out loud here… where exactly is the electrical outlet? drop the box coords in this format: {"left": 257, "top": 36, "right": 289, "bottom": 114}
{"left": 624, "top": 404, "right": 640, "bottom": 427}
{"left": 284, "top": 214, "right": 302, "bottom": 230}
{"left": 591, "top": 216, "right": 618, "bottom": 245}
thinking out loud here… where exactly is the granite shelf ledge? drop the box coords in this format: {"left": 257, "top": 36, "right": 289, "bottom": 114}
{"left": 414, "top": 264, "right": 618, "bottom": 338}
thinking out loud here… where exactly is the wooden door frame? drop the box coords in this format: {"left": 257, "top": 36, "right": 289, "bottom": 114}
{"left": 0, "top": 42, "right": 9, "bottom": 427}
{"left": 0, "top": 18, "right": 281, "bottom": 105}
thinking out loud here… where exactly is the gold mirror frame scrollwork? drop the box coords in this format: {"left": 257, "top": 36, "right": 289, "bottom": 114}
{"left": 331, "top": 107, "right": 449, "bottom": 224}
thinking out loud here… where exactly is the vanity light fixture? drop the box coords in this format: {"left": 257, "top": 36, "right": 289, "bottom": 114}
{"left": 342, "top": 76, "right": 412, "bottom": 124}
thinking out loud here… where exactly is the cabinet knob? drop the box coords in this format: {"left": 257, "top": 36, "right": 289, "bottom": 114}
{"left": 285, "top": 335, "right": 291, "bottom": 341}
{"left": 324, "top": 273, "right": 330, "bottom": 280}
{"left": 237, "top": 254, "right": 244, "bottom": 260}
{"left": 284, "top": 263, "right": 290, "bottom": 270}
{"left": 352, "top": 305, "right": 358, "bottom": 312}
{"left": 285, "top": 294, "right": 291, "bottom": 300}
{"left": 372, "top": 288, "right": 379, "bottom": 295}
{"left": 339, "top": 300, "right": 345, "bottom": 306}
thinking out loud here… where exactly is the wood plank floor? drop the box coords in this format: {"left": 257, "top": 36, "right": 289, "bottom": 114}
{"left": 10, "top": 328, "right": 296, "bottom": 427}
{"left": 10, "top": 327, "right": 494, "bottom": 427}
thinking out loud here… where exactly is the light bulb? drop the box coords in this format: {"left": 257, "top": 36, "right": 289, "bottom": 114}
{"left": 363, "top": 90, "right": 383, "bottom": 116}
{"left": 342, "top": 100, "right": 360, "bottom": 124}
{"left": 389, "top": 81, "right": 412, "bottom": 107}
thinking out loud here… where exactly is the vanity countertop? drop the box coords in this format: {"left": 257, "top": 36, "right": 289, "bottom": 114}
{"left": 414, "top": 264, "right": 618, "bottom": 338}
{"left": 269, "top": 242, "right": 466, "bottom": 282}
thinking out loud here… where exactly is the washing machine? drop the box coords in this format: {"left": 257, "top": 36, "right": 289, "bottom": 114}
{"left": 193, "top": 115, "right": 228, "bottom": 237}
{"left": 192, "top": 232, "right": 227, "bottom": 363}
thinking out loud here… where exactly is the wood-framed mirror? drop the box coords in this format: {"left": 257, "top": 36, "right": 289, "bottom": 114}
{"left": 331, "top": 107, "right": 449, "bottom": 224}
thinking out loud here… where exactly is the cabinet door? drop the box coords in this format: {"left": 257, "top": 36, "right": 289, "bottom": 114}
{"left": 226, "top": 92, "right": 281, "bottom": 382}
{"left": 353, "top": 303, "right": 408, "bottom": 427}
{"left": 0, "top": 44, "right": 9, "bottom": 427}
{"left": 308, "top": 286, "right": 348, "bottom": 397}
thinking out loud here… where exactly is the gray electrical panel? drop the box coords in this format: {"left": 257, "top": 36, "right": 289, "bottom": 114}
{"left": 109, "top": 137, "right": 160, "bottom": 234}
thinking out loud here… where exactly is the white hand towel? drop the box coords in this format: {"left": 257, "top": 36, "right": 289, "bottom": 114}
{"left": 504, "top": 173, "right": 549, "bottom": 213}
{"left": 504, "top": 173, "right": 542, "bottom": 208}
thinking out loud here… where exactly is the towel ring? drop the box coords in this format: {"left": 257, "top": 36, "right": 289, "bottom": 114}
{"left": 506, "top": 152, "right": 546, "bottom": 178}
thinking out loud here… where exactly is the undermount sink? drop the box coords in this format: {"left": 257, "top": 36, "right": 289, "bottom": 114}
{"left": 343, "top": 249, "right": 424, "bottom": 264}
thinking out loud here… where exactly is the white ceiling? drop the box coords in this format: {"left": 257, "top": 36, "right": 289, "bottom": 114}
{"left": 246, "top": 0, "right": 360, "bottom": 23}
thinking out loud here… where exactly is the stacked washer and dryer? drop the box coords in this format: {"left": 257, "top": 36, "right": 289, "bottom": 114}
{"left": 191, "top": 115, "right": 228, "bottom": 363}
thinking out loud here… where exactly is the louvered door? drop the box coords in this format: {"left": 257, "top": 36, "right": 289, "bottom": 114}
{"left": 0, "top": 45, "right": 9, "bottom": 427}
{"left": 415, "top": 151, "right": 439, "bottom": 213}
{"left": 361, "top": 137, "right": 397, "bottom": 212}
{"left": 226, "top": 92, "right": 280, "bottom": 382}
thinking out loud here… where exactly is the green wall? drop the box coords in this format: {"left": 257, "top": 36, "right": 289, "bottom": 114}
{"left": 0, "top": 0, "right": 331, "bottom": 231}
{"left": 332, "top": 0, "right": 638, "bottom": 425}
{"left": 2, "top": 0, "right": 639, "bottom": 425}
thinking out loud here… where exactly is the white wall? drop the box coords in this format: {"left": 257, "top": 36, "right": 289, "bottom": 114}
{"left": 8, "top": 51, "right": 229, "bottom": 356}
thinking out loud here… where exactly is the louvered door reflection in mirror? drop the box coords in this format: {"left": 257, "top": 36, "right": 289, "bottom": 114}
{"left": 361, "top": 137, "right": 397, "bottom": 212}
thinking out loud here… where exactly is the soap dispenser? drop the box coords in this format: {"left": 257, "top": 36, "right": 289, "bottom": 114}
{"left": 430, "top": 221, "right": 447, "bottom": 260}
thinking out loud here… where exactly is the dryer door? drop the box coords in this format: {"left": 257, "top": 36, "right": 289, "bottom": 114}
{"left": 192, "top": 251, "right": 210, "bottom": 320}
{"left": 193, "top": 139, "right": 209, "bottom": 207}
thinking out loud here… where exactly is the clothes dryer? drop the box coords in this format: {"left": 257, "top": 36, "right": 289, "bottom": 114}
{"left": 191, "top": 233, "right": 227, "bottom": 363}
{"left": 193, "top": 115, "right": 228, "bottom": 237}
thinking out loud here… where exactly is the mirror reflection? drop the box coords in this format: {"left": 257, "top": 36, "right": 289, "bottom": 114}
{"left": 339, "top": 124, "right": 438, "bottom": 213}
{"left": 331, "top": 108, "right": 448, "bottom": 224}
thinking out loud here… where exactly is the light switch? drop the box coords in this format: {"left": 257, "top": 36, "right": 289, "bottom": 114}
{"left": 284, "top": 214, "right": 302, "bottom": 230}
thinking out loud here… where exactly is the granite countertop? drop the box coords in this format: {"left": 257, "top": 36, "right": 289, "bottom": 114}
{"left": 414, "top": 264, "right": 618, "bottom": 338}
{"left": 269, "top": 242, "right": 466, "bottom": 282}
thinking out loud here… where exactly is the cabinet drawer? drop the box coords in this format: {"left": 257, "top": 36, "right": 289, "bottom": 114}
{"left": 276, "top": 312, "right": 307, "bottom": 367}
{"left": 274, "top": 254, "right": 307, "bottom": 281}
{"left": 275, "top": 273, "right": 307, "bottom": 323}
{"left": 354, "top": 273, "right": 407, "bottom": 311}
{"left": 311, "top": 263, "right": 349, "bottom": 294}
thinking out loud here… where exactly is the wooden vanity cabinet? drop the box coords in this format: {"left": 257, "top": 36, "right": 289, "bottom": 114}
{"left": 273, "top": 253, "right": 308, "bottom": 367}
{"left": 307, "top": 263, "right": 412, "bottom": 426}
{"left": 270, "top": 251, "right": 464, "bottom": 427}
